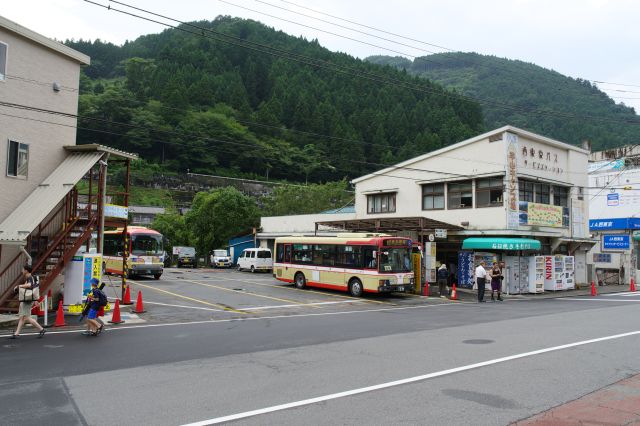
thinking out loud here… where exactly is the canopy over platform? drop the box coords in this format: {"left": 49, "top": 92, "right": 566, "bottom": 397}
{"left": 462, "top": 238, "right": 541, "bottom": 251}
{"left": 315, "top": 216, "right": 463, "bottom": 233}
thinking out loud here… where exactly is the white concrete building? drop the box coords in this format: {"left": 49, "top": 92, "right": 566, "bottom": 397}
{"left": 587, "top": 147, "right": 640, "bottom": 285}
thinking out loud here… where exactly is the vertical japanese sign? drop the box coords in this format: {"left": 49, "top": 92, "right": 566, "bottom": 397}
{"left": 82, "top": 254, "right": 102, "bottom": 296}
{"left": 505, "top": 132, "right": 519, "bottom": 229}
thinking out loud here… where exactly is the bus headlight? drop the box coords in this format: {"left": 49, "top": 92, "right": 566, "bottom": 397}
{"left": 378, "top": 279, "right": 390, "bottom": 287}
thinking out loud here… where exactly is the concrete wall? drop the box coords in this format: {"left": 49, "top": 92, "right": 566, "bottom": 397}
{"left": 0, "top": 27, "right": 82, "bottom": 223}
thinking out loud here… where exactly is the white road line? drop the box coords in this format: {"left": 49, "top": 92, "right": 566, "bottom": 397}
{"left": 143, "top": 301, "right": 223, "bottom": 312}
{"left": 560, "top": 298, "right": 640, "bottom": 302}
{"left": 0, "top": 302, "right": 458, "bottom": 338}
{"left": 242, "top": 300, "right": 363, "bottom": 311}
{"left": 180, "top": 329, "right": 640, "bottom": 426}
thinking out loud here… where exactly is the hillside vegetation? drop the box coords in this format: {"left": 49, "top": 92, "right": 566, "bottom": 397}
{"left": 367, "top": 52, "right": 640, "bottom": 150}
{"left": 66, "top": 17, "right": 484, "bottom": 183}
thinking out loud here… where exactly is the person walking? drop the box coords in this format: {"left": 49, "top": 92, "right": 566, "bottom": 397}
{"left": 84, "top": 278, "right": 104, "bottom": 336}
{"left": 437, "top": 264, "right": 449, "bottom": 298}
{"left": 475, "top": 261, "right": 488, "bottom": 303}
{"left": 489, "top": 261, "right": 504, "bottom": 301}
{"left": 10, "top": 265, "right": 46, "bottom": 339}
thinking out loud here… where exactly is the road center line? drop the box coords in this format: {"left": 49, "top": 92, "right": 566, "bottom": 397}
{"left": 180, "top": 329, "right": 640, "bottom": 426}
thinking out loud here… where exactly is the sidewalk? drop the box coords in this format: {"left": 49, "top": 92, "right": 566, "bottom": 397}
{"left": 513, "top": 373, "right": 640, "bottom": 425}
{"left": 453, "top": 283, "right": 631, "bottom": 302}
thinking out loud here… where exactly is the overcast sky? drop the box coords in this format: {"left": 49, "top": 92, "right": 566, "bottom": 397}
{"left": 4, "top": 0, "right": 639, "bottom": 112}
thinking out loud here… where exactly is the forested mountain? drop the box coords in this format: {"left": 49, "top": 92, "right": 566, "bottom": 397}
{"left": 66, "top": 17, "right": 484, "bottom": 183}
{"left": 367, "top": 53, "right": 640, "bottom": 151}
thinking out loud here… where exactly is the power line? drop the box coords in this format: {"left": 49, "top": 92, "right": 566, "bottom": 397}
{"left": 85, "top": 0, "right": 640, "bottom": 127}
{"left": 279, "top": 0, "right": 640, "bottom": 90}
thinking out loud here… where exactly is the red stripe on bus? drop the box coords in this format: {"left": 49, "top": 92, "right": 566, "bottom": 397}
{"left": 306, "top": 281, "right": 348, "bottom": 291}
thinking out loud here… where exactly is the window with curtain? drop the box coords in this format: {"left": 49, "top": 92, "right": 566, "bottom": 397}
{"left": 422, "top": 183, "right": 445, "bottom": 210}
{"left": 367, "top": 192, "right": 396, "bottom": 214}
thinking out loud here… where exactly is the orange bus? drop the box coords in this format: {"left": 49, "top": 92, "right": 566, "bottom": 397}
{"left": 103, "top": 226, "right": 164, "bottom": 279}
{"left": 273, "top": 234, "right": 414, "bottom": 297}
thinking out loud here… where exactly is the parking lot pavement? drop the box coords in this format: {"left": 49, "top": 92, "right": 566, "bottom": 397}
{"left": 116, "top": 268, "right": 454, "bottom": 324}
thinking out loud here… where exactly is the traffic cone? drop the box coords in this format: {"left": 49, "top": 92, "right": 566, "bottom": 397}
{"left": 630, "top": 278, "right": 637, "bottom": 292}
{"left": 132, "top": 290, "right": 146, "bottom": 314}
{"left": 108, "top": 299, "right": 124, "bottom": 324}
{"left": 422, "top": 281, "right": 429, "bottom": 296}
{"left": 53, "top": 301, "right": 66, "bottom": 327}
{"left": 122, "top": 284, "right": 133, "bottom": 305}
{"left": 590, "top": 281, "right": 597, "bottom": 297}
{"left": 98, "top": 306, "right": 105, "bottom": 317}
{"left": 450, "top": 284, "right": 458, "bottom": 301}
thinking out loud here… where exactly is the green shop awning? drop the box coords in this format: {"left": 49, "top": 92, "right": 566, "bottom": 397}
{"left": 634, "top": 232, "right": 640, "bottom": 242}
{"left": 462, "top": 238, "right": 541, "bottom": 251}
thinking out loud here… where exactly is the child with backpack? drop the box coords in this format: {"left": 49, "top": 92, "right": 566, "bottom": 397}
{"left": 84, "top": 278, "right": 107, "bottom": 336}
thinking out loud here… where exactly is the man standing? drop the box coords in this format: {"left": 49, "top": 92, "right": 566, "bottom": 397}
{"left": 475, "top": 261, "right": 487, "bottom": 303}
{"left": 437, "top": 264, "right": 449, "bottom": 298}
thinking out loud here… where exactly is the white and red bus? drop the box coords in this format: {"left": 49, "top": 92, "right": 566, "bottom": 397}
{"left": 103, "top": 226, "right": 164, "bottom": 279}
{"left": 273, "top": 234, "right": 414, "bottom": 297}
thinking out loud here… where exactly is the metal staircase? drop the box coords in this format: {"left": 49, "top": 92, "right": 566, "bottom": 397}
{"left": 0, "top": 188, "right": 98, "bottom": 312}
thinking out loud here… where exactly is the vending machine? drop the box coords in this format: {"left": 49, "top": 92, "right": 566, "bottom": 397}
{"left": 552, "top": 255, "right": 564, "bottom": 291}
{"left": 504, "top": 256, "right": 530, "bottom": 294}
{"left": 527, "top": 256, "right": 545, "bottom": 293}
{"left": 563, "top": 256, "right": 575, "bottom": 290}
{"left": 543, "top": 256, "right": 555, "bottom": 291}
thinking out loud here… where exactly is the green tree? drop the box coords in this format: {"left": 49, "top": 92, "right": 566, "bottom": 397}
{"left": 262, "top": 180, "right": 353, "bottom": 216}
{"left": 185, "top": 187, "right": 260, "bottom": 255}
{"left": 151, "top": 213, "right": 192, "bottom": 255}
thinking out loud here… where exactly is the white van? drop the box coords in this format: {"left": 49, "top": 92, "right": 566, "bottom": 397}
{"left": 237, "top": 248, "right": 272, "bottom": 273}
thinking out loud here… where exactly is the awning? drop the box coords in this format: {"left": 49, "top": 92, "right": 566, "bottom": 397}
{"left": 315, "top": 216, "right": 463, "bottom": 232}
{"left": 634, "top": 232, "right": 640, "bottom": 242}
{"left": 462, "top": 238, "right": 541, "bottom": 251}
{"left": 0, "top": 152, "right": 104, "bottom": 244}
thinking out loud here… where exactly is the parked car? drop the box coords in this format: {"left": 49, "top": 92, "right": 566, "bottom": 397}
{"left": 237, "top": 248, "right": 272, "bottom": 273}
{"left": 175, "top": 246, "right": 197, "bottom": 268}
{"left": 211, "top": 249, "right": 232, "bottom": 268}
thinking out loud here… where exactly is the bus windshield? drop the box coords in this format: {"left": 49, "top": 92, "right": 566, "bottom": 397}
{"left": 378, "top": 247, "right": 412, "bottom": 273}
{"left": 131, "top": 234, "right": 163, "bottom": 256}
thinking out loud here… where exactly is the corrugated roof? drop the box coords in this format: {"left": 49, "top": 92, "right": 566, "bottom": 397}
{"left": 0, "top": 152, "right": 104, "bottom": 244}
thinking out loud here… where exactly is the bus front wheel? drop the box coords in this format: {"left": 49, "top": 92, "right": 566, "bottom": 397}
{"left": 349, "top": 278, "right": 364, "bottom": 297}
{"left": 154, "top": 274, "right": 162, "bottom": 280}
{"left": 295, "top": 272, "right": 306, "bottom": 289}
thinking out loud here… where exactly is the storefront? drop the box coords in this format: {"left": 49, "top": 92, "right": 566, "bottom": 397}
{"left": 588, "top": 218, "right": 640, "bottom": 286}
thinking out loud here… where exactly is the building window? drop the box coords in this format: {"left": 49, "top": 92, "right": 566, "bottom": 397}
{"left": 553, "top": 186, "right": 569, "bottom": 207}
{"left": 6, "top": 140, "right": 29, "bottom": 178}
{"left": 447, "top": 181, "right": 472, "bottom": 209}
{"left": 367, "top": 192, "right": 396, "bottom": 214}
{"left": 476, "top": 178, "right": 503, "bottom": 207}
{"left": 422, "top": 183, "right": 444, "bottom": 210}
{"left": 519, "top": 180, "right": 534, "bottom": 202}
{"left": 535, "top": 183, "right": 550, "bottom": 204}
{"left": 0, "top": 42, "right": 6, "bottom": 81}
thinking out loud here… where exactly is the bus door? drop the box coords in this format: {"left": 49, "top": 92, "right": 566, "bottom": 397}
{"left": 284, "top": 244, "right": 292, "bottom": 267}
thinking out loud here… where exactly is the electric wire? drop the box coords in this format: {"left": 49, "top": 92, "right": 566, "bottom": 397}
{"left": 85, "top": 0, "right": 640, "bottom": 127}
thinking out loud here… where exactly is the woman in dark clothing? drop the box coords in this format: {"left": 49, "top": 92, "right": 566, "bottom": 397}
{"left": 489, "top": 261, "right": 503, "bottom": 301}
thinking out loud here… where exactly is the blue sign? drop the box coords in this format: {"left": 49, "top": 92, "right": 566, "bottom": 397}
{"left": 589, "top": 218, "right": 640, "bottom": 231}
{"left": 607, "top": 193, "right": 619, "bottom": 206}
{"left": 602, "top": 234, "right": 630, "bottom": 250}
{"left": 457, "top": 251, "right": 474, "bottom": 289}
